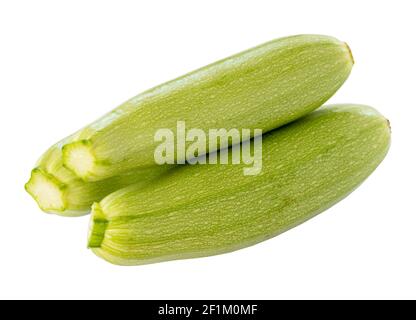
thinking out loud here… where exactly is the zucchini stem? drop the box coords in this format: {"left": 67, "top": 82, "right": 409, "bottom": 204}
{"left": 87, "top": 203, "right": 108, "bottom": 248}
{"left": 62, "top": 140, "right": 98, "bottom": 181}
{"left": 25, "top": 168, "right": 67, "bottom": 213}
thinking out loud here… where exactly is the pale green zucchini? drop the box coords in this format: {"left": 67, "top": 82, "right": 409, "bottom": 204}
{"left": 25, "top": 136, "right": 169, "bottom": 216}
{"left": 88, "top": 104, "right": 391, "bottom": 266}
{"left": 63, "top": 34, "right": 354, "bottom": 181}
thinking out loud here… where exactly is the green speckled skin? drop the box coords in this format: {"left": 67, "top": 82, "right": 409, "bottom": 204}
{"left": 89, "top": 104, "right": 391, "bottom": 266}
{"left": 63, "top": 34, "right": 354, "bottom": 181}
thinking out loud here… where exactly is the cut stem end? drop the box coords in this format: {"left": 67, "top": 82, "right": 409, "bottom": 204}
{"left": 88, "top": 203, "right": 109, "bottom": 248}
{"left": 25, "top": 168, "right": 67, "bottom": 213}
{"left": 63, "top": 140, "right": 97, "bottom": 181}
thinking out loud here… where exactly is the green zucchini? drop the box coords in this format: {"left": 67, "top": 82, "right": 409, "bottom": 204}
{"left": 25, "top": 136, "right": 169, "bottom": 216}
{"left": 88, "top": 104, "right": 391, "bottom": 265}
{"left": 62, "top": 34, "right": 354, "bottom": 181}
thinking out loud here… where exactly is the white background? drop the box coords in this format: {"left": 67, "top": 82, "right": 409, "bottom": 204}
{"left": 0, "top": 0, "right": 415, "bottom": 300}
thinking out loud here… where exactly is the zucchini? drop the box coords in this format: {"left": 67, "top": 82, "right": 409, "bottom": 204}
{"left": 25, "top": 136, "right": 169, "bottom": 216}
{"left": 88, "top": 104, "right": 391, "bottom": 265}
{"left": 62, "top": 34, "right": 354, "bottom": 181}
